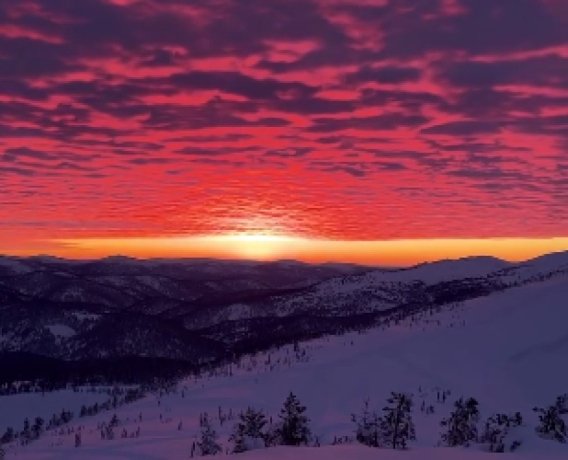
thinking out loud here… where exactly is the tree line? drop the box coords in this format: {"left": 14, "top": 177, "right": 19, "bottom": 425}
{"left": 189, "top": 391, "right": 568, "bottom": 456}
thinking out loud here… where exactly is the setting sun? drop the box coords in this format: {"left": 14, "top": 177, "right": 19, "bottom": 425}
{"left": 208, "top": 233, "right": 301, "bottom": 260}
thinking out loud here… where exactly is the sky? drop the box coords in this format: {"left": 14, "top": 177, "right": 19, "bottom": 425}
{"left": 0, "top": 0, "right": 567, "bottom": 265}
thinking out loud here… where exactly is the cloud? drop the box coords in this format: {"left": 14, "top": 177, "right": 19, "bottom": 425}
{"left": 167, "top": 71, "right": 318, "bottom": 100}
{"left": 266, "top": 147, "right": 313, "bottom": 158}
{"left": 0, "top": 0, "right": 565, "bottom": 242}
{"left": 346, "top": 65, "right": 421, "bottom": 84}
{"left": 421, "top": 121, "right": 504, "bottom": 136}
{"left": 441, "top": 55, "right": 568, "bottom": 89}
{"left": 3, "top": 147, "right": 57, "bottom": 161}
{"left": 309, "top": 113, "right": 429, "bottom": 132}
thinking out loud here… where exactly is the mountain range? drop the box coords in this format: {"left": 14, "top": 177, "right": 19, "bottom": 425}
{"left": 0, "top": 251, "right": 567, "bottom": 376}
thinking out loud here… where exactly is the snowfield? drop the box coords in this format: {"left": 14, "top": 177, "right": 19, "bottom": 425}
{"left": 3, "top": 271, "right": 567, "bottom": 459}
{"left": 7, "top": 444, "right": 568, "bottom": 460}
{"left": 233, "top": 445, "right": 567, "bottom": 460}
{"left": 0, "top": 389, "right": 112, "bottom": 435}
{"left": 45, "top": 324, "right": 77, "bottom": 339}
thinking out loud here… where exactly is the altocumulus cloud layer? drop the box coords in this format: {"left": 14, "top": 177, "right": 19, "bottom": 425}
{"left": 0, "top": 0, "right": 566, "bottom": 248}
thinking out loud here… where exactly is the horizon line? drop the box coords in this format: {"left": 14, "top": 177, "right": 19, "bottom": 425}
{"left": 2, "top": 247, "right": 568, "bottom": 270}
{"left": 2, "top": 236, "right": 568, "bottom": 267}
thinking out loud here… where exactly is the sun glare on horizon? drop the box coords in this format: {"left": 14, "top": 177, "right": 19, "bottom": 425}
{"left": 206, "top": 232, "right": 306, "bottom": 260}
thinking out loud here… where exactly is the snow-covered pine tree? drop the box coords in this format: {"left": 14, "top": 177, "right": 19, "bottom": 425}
{"left": 196, "top": 413, "right": 221, "bottom": 456}
{"left": 555, "top": 394, "right": 568, "bottom": 414}
{"left": 31, "top": 417, "right": 44, "bottom": 440}
{"left": 21, "top": 418, "right": 31, "bottom": 445}
{"left": 352, "top": 400, "right": 380, "bottom": 447}
{"left": 109, "top": 414, "right": 119, "bottom": 428}
{"left": 480, "top": 413, "right": 523, "bottom": 452}
{"left": 276, "top": 392, "right": 311, "bottom": 446}
{"left": 534, "top": 405, "right": 566, "bottom": 443}
{"left": 379, "top": 392, "right": 415, "bottom": 450}
{"left": 104, "top": 424, "right": 114, "bottom": 440}
{"left": 0, "top": 427, "right": 14, "bottom": 445}
{"left": 60, "top": 410, "right": 72, "bottom": 424}
{"left": 230, "top": 407, "right": 268, "bottom": 453}
{"left": 440, "top": 397, "right": 480, "bottom": 447}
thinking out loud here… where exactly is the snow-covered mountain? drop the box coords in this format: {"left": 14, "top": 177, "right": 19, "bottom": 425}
{"left": 0, "top": 257, "right": 366, "bottom": 362}
{"left": 1, "top": 252, "right": 567, "bottom": 365}
{"left": 3, "top": 264, "right": 568, "bottom": 459}
{"left": 181, "top": 251, "right": 568, "bottom": 346}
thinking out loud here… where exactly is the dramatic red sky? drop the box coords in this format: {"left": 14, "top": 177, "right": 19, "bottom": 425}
{"left": 0, "top": 0, "right": 567, "bottom": 264}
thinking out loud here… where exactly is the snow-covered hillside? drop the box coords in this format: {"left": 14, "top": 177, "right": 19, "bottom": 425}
{"left": 3, "top": 252, "right": 568, "bottom": 361}
{"left": 196, "top": 251, "right": 566, "bottom": 326}
{"left": 0, "top": 256, "right": 368, "bottom": 361}
{"left": 0, "top": 389, "right": 110, "bottom": 435}
{"left": 5, "top": 275, "right": 568, "bottom": 459}
{"left": 213, "top": 444, "right": 566, "bottom": 460}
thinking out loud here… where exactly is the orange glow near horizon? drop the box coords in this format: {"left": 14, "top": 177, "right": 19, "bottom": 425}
{"left": 5, "top": 236, "right": 567, "bottom": 266}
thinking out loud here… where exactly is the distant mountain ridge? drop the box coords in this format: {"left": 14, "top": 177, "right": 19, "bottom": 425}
{"left": 0, "top": 252, "right": 567, "bottom": 373}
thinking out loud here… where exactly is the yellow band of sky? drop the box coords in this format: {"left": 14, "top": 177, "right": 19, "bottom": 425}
{"left": 45, "top": 236, "right": 568, "bottom": 266}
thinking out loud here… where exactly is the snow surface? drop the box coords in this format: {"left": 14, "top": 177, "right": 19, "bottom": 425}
{"left": 0, "top": 257, "right": 34, "bottom": 275}
{"left": 5, "top": 276, "right": 568, "bottom": 459}
{"left": 284, "top": 256, "right": 512, "bottom": 312}
{"left": 8, "top": 444, "right": 567, "bottom": 460}
{"left": 45, "top": 324, "right": 76, "bottom": 338}
{"left": 0, "top": 389, "right": 111, "bottom": 434}
{"left": 72, "top": 312, "right": 101, "bottom": 322}
{"left": 233, "top": 445, "right": 566, "bottom": 460}
{"left": 376, "top": 256, "right": 510, "bottom": 284}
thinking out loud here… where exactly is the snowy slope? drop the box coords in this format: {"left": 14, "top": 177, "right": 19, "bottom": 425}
{"left": 187, "top": 252, "right": 567, "bottom": 327}
{"left": 11, "top": 443, "right": 567, "bottom": 460}
{"left": 3, "top": 252, "right": 567, "bottom": 360}
{"left": 0, "top": 256, "right": 370, "bottom": 360}
{"left": 367, "top": 256, "right": 510, "bottom": 284}
{"left": 234, "top": 444, "right": 566, "bottom": 460}
{"left": 0, "top": 389, "right": 111, "bottom": 434}
{"left": 7, "top": 276, "right": 568, "bottom": 459}
{"left": 490, "top": 251, "right": 568, "bottom": 285}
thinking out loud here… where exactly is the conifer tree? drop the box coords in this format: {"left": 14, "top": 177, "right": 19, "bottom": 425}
{"left": 352, "top": 400, "right": 381, "bottom": 447}
{"left": 481, "top": 413, "right": 523, "bottom": 452}
{"left": 555, "top": 394, "right": 568, "bottom": 414}
{"left": 196, "top": 413, "right": 221, "bottom": 456}
{"left": 104, "top": 424, "right": 115, "bottom": 440}
{"left": 231, "top": 407, "right": 268, "bottom": 453}
{"left": 59, "top": 410, "right": 73, "bottom": 424}
{"left": 534, "top": 405, "right": 566, "bottom": 443}
{"left": 440, "top": 397, "right": 479, "bottom": 447}
{"left": 276, "top": 392, "right": 311, "bottom": 446}
{"left": 380, "top": 392, "right": 415, "bottom": 450}
{"left": 109, "top": 414, "right": 119, "bottom": 428}
{"left": 0, "top": 428, "right": 14, "bottom": 445}
{"left": 31, "top": 417, "right": 44, "bottom": 440}
{"left": 21, "top": 418, "right": 31, "bottom": 445}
